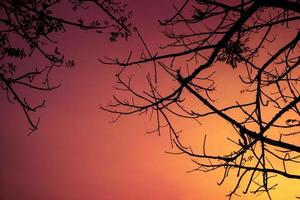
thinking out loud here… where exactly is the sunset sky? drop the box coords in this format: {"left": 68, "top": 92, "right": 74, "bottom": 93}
{"left": 1, "top": 0, "right": 299, "bottom": 200}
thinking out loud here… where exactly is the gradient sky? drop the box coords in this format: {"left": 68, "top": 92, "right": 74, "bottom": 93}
{"left": 1, "top": 1, "right": 299, "bottom": 200}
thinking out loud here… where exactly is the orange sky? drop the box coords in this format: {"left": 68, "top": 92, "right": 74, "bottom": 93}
{"left": 1, "top": 1, "right": 299, "bottom": 200}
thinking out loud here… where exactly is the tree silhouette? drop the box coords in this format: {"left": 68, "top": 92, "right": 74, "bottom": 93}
{"left": 0, "top": 0, "right": 133, "bottom": 133}
{"left": 102, "top": 0, "right": 300, "bottom": 199}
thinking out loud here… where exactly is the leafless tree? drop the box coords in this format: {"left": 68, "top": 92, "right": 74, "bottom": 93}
{"left": 0, "top": 0, "right": 133, "bottom": 133}
{"left": 102, "top": 0, "right": 300, "bottom": 199}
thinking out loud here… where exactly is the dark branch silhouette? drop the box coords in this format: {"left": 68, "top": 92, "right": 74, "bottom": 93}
{"left": 103, "top": 0, "right": 300, "bottom": 199}
{"left": 0, "top": 0, "right": 133, "bottom": 133}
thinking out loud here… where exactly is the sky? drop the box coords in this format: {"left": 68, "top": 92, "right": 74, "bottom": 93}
{"left": 1, "top": 0, "right": 299, "bottom": 200}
